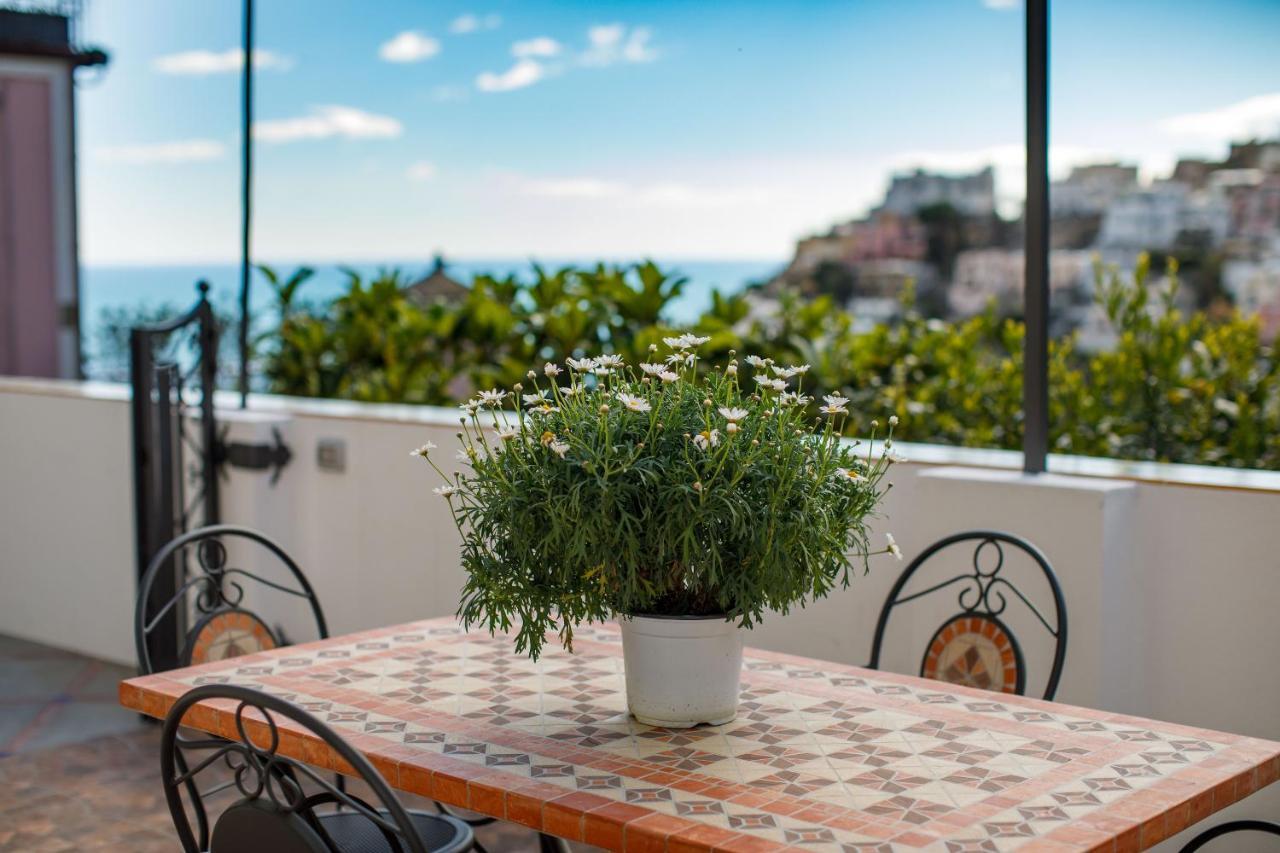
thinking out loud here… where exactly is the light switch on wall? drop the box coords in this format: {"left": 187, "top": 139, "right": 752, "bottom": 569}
{"left": 317, "top": 438, "right": 346, "bottom": 473}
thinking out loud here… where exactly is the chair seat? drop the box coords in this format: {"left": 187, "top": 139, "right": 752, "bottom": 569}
{"left": 318, "top": 809, "right": 473, "bottom": 853}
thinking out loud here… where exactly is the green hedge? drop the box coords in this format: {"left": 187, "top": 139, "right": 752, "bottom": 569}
{"left": 259, "top": 254, "right": 1280, "bottom": 470}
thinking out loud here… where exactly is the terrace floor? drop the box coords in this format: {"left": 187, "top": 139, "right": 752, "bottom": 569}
{"left": 0, "top": 634, "right": 585, "bottom": 852}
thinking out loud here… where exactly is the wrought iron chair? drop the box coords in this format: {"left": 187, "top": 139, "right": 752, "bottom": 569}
{"left": 867, "top": 530, "right": 1068, "bottom": 700}
{"left": 160, "top": 683, "right": 474, "bottom": 853}
{"left": 135, "top": 524, "right": 331, "bottom": 676}
{"left": 1179, "top": 819, "right": 1280, "bottom": 851}
{"left": 133, "top": 524, "right": 514, "bottom": 848}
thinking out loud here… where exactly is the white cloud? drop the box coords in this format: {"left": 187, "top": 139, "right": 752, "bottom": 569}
{"left": 450, "top": 13, "right": 501, "bottom": 34}
{"left": 981, "top": 0, "right": 1020, "bottom": 9}
{"left": 379, "top": 31, "right": 441, "bottom": 63}
{"left": 1158, "top": 92, "right": 1280, "bottom": 143}
{"left": 253, "top": 105, "right": 402, "bottom": 143}
{"left": 476, "top": 59, "right": 545, "bottom": 93}
{"left": 581, "top": 24, "right": 657, "bottom": 66}
{"left": 153, "top": 48, "right": 290, "bottom": 75}
{"left": 407, "top": 161, "right": 437, "bottom": 181}
{"left": 93, "top": 139, "right": 227, "bottom": 164}
{"left": 519, "top": 175, "right": 770, "bottom": 208}
{"left": 475, "top": 26, "right": 657, "bottom": 95}
{"left": 512, "top": 37, "right": 562, "bottom": 59}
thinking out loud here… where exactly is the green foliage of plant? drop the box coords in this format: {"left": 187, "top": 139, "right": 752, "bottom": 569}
{"left": 259, "top": 253, "right": 1280, "bottom": 471}
{"left": 411, "top": 340, "right": 899, "bottom": 659}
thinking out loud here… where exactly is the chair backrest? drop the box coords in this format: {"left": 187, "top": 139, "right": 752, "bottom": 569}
{"left": 135, "top": 524, "right": 328, "bottom": 675}
{"left": 160, "top": 684, "right": 430, "bottom": 853}
{"left": 867, "top": 530, "right": 1068, "bottom": 700}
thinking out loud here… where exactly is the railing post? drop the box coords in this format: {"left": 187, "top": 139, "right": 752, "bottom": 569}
{"left": 1023, "top": 0, "right": 1050, "bottom": 474}
{"left": 147, "top": 362, "right": 182, "bottom": 670}
{"left": 129, "top": 326, "right": 154, "bottom": 585}
{"left": 196, "top": 281, "right": 220, "bottom": 524}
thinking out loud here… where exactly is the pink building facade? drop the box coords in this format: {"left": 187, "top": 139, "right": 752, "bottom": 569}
{"left": 0, "top": 8, "right": 105, "bottom": 378}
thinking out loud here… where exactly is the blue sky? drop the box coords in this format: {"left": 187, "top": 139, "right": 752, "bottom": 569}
{"left": 79, "top": 0, "right": 1280, "bottom": 265}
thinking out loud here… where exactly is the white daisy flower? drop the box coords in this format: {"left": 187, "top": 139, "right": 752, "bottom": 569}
{"left": 889, "top": 415, "right": 899, "bottom": 426}
{"left": 539, "top": 430, "right": 557, "bottom": 446}
{"left": 596, "top": 353, "right": 625, "bottom": 369}
{"left": 662, "top": 333, "right": 710, "bottom": 350}
{"left": 409, "top": 441, "right": 437, "bottom": 458}
{"left": 496, "top": 427, "right": 518, "bottom": 441}
{"left": 616, "top": 392, "right": 652, "bottom": 413}
{"left": 753, "top": 375, "right": 786, "bottom": 392}
{"left": 819, "top": 393, "right": 849, "bottom": 415}
{"left": 477, "top": 388, "right": 507, "bottom": 406}
{"left": 549, "top": 440, "right": 570, "bottom": 459}
{"left": 592, "top": 366, "right": 614, "bottom": 377}
{"left": 522, "top": 390, "right": 549, "bottom": 406}
{"left": 530, "top": 403, "right": 561, "bottom": 415}
{"left": 561, "top": 385, "right": 583, "bottom": 397}
{"left": 543, "top": 362, "right": 562, "bottom": 377}
{"left": 639, "top": 362, "right": 666, "bottom": 375}
{"left": 771, "top": 363, "right": 810, "bottom": 378}
{"left": 744, "top": 355, "right": 768, "bottom": 368}
{"left": 566, "top": 357, "right": 595, "bottom": 371}
{"left": 886, "top": 533, "right": 902, "bottom": 561}
{"left": 659, "top": 371, "right": 680, "bottom": 383}
{"left": 692, "top": 429, "right": 721, "bottom": 451}
{"left": 835, "top": 467, "right": 862, "bottom": 482}
{"left": 886, "top": 450, "right": 907, "bottom": 464}
{"left": 718, "top": 407, "right": 748, "bottom": 423}
{"left": 433, "top": 485, "right": 458, "bottom": 498}
{"left": 665, "top": 352, "right": 695, "bottom": 367}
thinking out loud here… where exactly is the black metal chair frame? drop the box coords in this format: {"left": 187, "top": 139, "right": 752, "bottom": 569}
{"left": 867, "top": 530, "right": 1068, "bottom": 701}
{"left": 136, "top": 524, "right": 507, "bottom": 843}
{"left": 161, "top": 684, "right": 472, "bottom": 853}
{"left": 1179, "top": 819, "right": 1280, "bottom": 851}
{"left": 135, "top": 524, "right": 330, "bottom": 676}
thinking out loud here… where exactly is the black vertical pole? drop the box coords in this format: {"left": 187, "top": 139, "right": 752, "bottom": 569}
{"left": 196, "top": 281, "right": 221, "bottom": 525}
{"left": 150, "top": 363, "right": 180, "bottom": 670}
{"left": 129, "top": 328, "right": 154, "bottom": 586}
{"left": 237, "top": 0, "right": 254, "bottom": 408}
{"left": 1023, "top": 0, "right": 1050, "bottom": 474}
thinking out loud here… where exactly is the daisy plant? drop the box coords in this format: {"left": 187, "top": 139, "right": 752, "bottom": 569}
{"left": 413, "top": 334, "right": 901, "bottom": 659}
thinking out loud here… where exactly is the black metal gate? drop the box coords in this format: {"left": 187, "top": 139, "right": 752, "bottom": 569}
{"left": 129, "top": 281, "right": 221, "bottom": 672}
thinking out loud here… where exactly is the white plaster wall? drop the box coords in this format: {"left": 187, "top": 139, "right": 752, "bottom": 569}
{"left": 1, "top": 379, "right": 1278, "bottom": 845}
{"left": 0, "top": 385, "right": 135, "bottom": 662}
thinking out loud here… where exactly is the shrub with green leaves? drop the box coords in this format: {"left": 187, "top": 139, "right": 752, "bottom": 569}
{"left": 258, "top": 256, "right": 1280, "bottom": 471}
{"left": 411, "top": 336, "right": 900, "bottom": 659}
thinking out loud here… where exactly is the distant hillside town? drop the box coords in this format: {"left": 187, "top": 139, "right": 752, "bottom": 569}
{"left": 760, "top": 138, "right": 1280, "bottom": 348}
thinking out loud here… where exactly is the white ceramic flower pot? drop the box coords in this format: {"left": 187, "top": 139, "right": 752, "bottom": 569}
{"left": 619, "top": 614, "right": 745, "bottom": 728}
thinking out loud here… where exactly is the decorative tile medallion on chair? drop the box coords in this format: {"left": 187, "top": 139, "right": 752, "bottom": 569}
{"left": 183, "top": 609, "right": 278, "bottom": 665}
{"left": 921, "top": 613, "right": 1023, "bottom": 694}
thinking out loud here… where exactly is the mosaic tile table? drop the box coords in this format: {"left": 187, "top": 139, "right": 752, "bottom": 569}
{"left": 119, "top": 617, "right": 1280, "bottom": 852}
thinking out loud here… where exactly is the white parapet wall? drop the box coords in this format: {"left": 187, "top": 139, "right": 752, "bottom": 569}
{"left": 2, "top": 377, "right": 1279, "bottom": 847}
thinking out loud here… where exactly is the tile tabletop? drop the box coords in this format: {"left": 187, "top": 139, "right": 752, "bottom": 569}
{"left": 119, "top": 618, "right": 1279, "bottom": 852}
